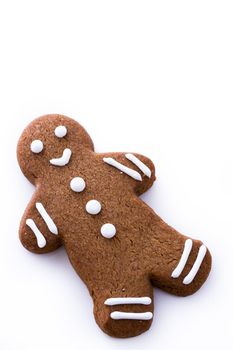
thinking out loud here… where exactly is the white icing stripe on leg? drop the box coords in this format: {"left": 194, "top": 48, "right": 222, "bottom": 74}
{"left": 171, "top": 239, "right": 193, "bottom": 278}
{"left": 125, "top": 153, "right": 151, "bottom": 178}
{"left": 103, "top": 157, "right": 142, "bottom": 181}
{"left": 105, "top": 297, "right": 151, "bottom": 306}
{"left": 50, "top": 148, "right": 72, "bottom": 166}
{"left": 111, "top": 312, "right": 153, "bottom": 320}
{"left": 36, "top": 203, "right": 58, "bottom": 235}
{"left": 26, "top": 219, "right": 46, "bottom": 248}
{"left": 183, "top": 245, "right": 207, "bottom": 285}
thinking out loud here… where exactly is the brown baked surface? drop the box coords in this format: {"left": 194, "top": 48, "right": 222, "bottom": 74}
{"left": 17, "top": 114, "right": 212, "bottom": 338}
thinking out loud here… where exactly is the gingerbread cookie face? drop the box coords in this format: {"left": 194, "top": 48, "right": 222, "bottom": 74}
{"left": 17, "top": 114, "right": 212, "bottom": 338}
{"left": 17, "top": 115, "right": 94, "bottom": 185}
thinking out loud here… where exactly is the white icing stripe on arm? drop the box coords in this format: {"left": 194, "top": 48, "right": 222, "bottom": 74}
{"left": 183, "top": 245, "right": 207, "bottom": 285}
{"left": 103, "top": 157, "right": 142, "bottom": 181}
{"left": 26, "top": 219, "right": 46, "bottom": 248}
{"left": 105, "top": 297, "right": 151, "bottom": 306}
{"left": 171, "top": 239, "right": 193, "bottom": 278}
{"left": 110, "top": 312, "right": 153, "bottom": 320}
{"left": 125, "top": 153, "right": 152, "bottom": 178}
{"left": 36, "top": 203, "right": 58, "bottom": 235}
{"left": 50, "top": 148, "right": 72, "bottom": 166}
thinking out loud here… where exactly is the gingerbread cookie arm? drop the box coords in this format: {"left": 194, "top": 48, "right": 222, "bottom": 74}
{"left": 99, "top": 152, "right": 156, "bottom": 195}
{"left": 19, "top": 194, "right": 62, "bottom": 254}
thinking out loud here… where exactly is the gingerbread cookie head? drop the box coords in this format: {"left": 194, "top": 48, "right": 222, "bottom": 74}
{"left": 17, "top": 114, "right": 211, "bottom": 338}
{"left": 17, "top": 114, "right": 94, "bottom": 184}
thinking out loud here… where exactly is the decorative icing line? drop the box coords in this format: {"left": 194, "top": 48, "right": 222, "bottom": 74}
{"left": 125, "top": 153, "right": 151, "bottom": 178}
{"left": 105, "top": 297, "right": 151, "bottom": 306}
{"left": 36, "top": 203, "right": 58, "bottom": 235}
{"left": 50, "top": 148, "right": 72, "bottom": 166}
{"left": 183, "top": 245, "right": 207, "bottom": 285}
{"left": 103, "top": 157, "right": 142, "bottom": 181}
{"left": 110, "top": 311, "right": 153, "bottom": 320}
{"left": 171, "top": 239, "right": 193, "bottom": 278}
{"left": 26, "top": 219, "right": 46, "bottom": 248}
{"left": 25, "top": 204, "right": 58, "bottom": 248}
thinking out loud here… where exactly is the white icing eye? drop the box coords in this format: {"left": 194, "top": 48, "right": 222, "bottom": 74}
{"left": 86, "top": 200, "right": 101, "bottom": 215}
{"left": 55, "top": 125, "right": 67, "bottom": 138}
{"left": 30, "top": 140, "right": 44, "bottom": 154}
{"left": 70, "top": 177, "right": 86, "bottom": 192}
{"left": 101, "top": 223, "right": 116, "bottom": 239}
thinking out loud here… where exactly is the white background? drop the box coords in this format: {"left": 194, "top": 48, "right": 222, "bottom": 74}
{"left": 0, "top": 1, "right": 232, "bottom": 349}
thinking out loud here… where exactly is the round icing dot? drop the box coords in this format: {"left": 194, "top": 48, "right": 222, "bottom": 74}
{"left": 86, "top": 200, "right": 101, "bottom": 215}
{"left": 30, "top": 140, "right": 44, "bottom": 154}
{"left": 55, "top": 125, "right": 67, "bottom": 138}
{"left": 100, "top": 223, "right": 116, "bottom": 239}
{"left": 70, "top": 177, "right": 86, "bottom": 192}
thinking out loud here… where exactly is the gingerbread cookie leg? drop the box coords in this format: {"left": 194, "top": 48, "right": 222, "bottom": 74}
{"left": 91, "top": 276, "right": 154, "bottom": 338}
{"left": 19, "top": 196, "right": 62, "bottom": 254}
{"left": 147, "top": 216, "right": 212, "bottom": 296}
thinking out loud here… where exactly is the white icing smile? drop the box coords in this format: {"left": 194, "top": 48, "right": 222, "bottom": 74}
{"left": 50, "top": 148, "right": 72, "bottom": 167}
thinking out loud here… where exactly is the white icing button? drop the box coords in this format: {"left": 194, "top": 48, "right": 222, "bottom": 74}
{"left": 70, "top": 177, "right": 86, "bottom": 192}
{"left": 101, "top": 223, "right": 116, "bottom": 239}
{"left": 30, "top": 140, "right": 44, "bottom": 154}
{"left": 86, "top": 200, "right": 101, "bottom": 215}
{"left": 55, "top": 125, "right": 67, "bottom": 138}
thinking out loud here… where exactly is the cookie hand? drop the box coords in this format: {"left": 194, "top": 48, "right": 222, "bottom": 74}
{"left": 99, "top": 152, "right": 156, "bottom": 195}
{"left": 19, "top": 196, "right": 62, "bottom": 254}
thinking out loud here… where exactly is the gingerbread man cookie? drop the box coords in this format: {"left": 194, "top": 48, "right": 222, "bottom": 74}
{"left": 17, "top": 114, "right": 212, "bottom": 338}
